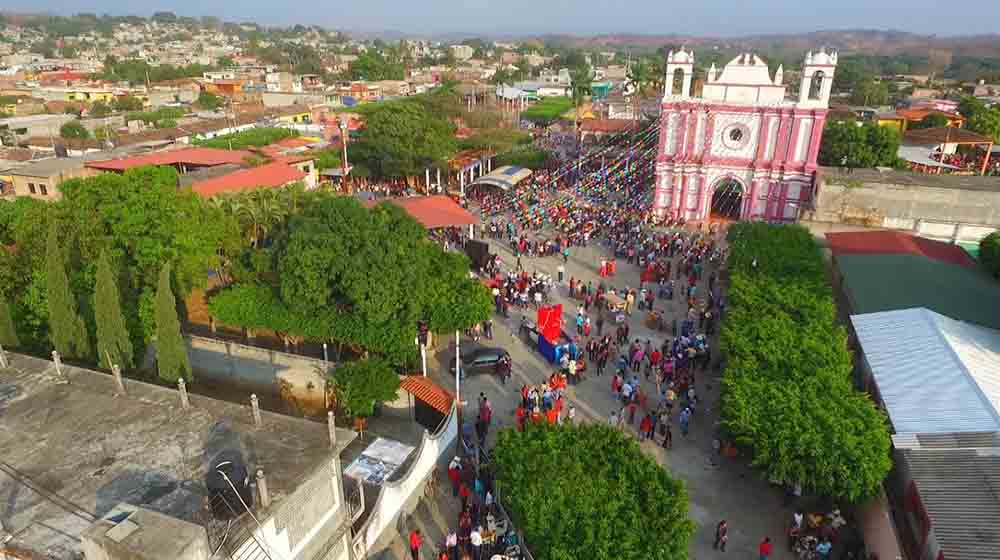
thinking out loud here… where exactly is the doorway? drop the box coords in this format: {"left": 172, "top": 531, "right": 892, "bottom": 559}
{"left": 710, "top": 178, "right": 745, "bottom": 220}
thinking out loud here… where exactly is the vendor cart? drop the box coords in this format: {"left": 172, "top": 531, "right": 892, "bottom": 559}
{"left": 605, "top": 293, "right": 626, "bottom": 312}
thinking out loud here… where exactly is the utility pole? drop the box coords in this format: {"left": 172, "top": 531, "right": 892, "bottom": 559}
{"left": 338, "top": 116, "right": 351, "bottom": 194}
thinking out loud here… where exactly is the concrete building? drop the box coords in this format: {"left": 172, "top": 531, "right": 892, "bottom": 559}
{"left": 6, "top": 157, "right": 98, "bottom": 200}
{"left": 0, "top": 352, "right": 359, "bottom": 560}
{"left": 806, "top": 167, "right": 1000, "bottom": 243}
{"left": 0, "top": 114, "right": 75, "bottom": 144}
{"left": 449, "top": 45, "right": 474, "bottom": 61}
{"left": 653, "top": 49, "right": 837, "bottom": 222}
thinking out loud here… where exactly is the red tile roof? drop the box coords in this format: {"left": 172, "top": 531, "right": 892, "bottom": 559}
{"left": 87, "top": 148, "right": 254, "bottom": 172}
{"left": 400, "top": 375, "right": 454, "bottom": 415}
{"left": 273, "top": 137, "right": 315, "bottom": 149}
{"left": 368, "top": 195, "right": 478, "bottom": 229}
{"left": 826, "top": 231, "right": 975, "bottom": 268}
{"left": 190, "top": 161, "right": 306, "bottom": 198}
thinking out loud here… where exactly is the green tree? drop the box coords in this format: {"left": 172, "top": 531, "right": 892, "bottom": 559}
{"left": 330, "top": 358, "right": 401, "bottom": 418}
{"left": 154, "top": 263, "right": 191, "bottom": 383}
{"left": 721, "top": 223, "right": 892, "bottom": 501}
{"left": 569, "top": 64, "right": 594, "bottom": 130}
{"left": 968, "top": 107, "right": 1000, "bottom": 143}
{"left": 59, "top": 120, "right": 90, "bottom": 139}
{"left": 0, "top": 297, "right": 18, "bottom": 348}
{"left": 913, "top": 113, "right": 951, "bottom": 129}
{"left": 93, "top": 251, "right": 133, "bottom": 369}
{"left": 356, "top": 101, "right": 457, "bottom": 177}
{"left": 196, "top": 90, "right": 224, "bottom": 110}
{"left": 113, "top": 95, "right": 144, "bottom": 111}
{"left": 980, "top": 231, "right": 1000, "bottom": 278}
{"left": 849, "top": 78, "right": 890, "bottom": 106}
{"left": 494, "top": 424, "right": 694, "bottom": 560}
{"left": 958, "top": 96, "right": 986, "bottom": 120}
{"left": 45, "top": 222, "right": 90, "bottom": 359}
{"left": 211, "top": 197, "right": 491, "bottom": 366}
{"left": 89, "top": 100, "right": 111, "bottom": 117}
{"left": 819, "top": 121, "right": 900, "bottom": 168}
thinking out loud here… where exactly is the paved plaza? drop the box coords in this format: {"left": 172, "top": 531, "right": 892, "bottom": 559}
{"left": 420, "top": 230, "right": 796, "bottom": 560}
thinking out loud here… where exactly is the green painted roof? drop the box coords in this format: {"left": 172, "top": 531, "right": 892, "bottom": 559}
{"left": 838, "top": 253, "right": 1000, "bottom": 330}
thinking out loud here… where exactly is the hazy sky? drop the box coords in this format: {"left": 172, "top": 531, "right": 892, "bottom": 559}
{"left": 11, "top": 0, "right": 1000, "bottom": 36}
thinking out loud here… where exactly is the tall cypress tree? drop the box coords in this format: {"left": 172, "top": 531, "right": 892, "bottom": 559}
{"left": 46, "top": 222, "right": 90, "bottom": 359}
{"left": 154, "top": 263, "right": 191, "bottom": 383}
{"left": 0, "top": 297, "right": 18, "bottom": 349}
{"left": 93, "top": 251, "right": 133, "bottom": 370}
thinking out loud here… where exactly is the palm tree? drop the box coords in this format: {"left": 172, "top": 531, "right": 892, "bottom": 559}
{"left": 569, "top": 64, "right": 595, "bottom": 131}
{"left": 241, "top": 189, "right": 283, "bottom": 248}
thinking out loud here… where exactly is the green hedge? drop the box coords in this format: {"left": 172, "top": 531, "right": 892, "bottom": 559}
{"left": 720, "top": 223, "right": 891, "bottom": 501}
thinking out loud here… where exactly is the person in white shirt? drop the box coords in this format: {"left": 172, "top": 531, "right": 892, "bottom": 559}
{"left": 445, "top": 531, "right": 458, "bottom": 560}
{"left": 470, "top": 526, "right": 483, "bottom": 560}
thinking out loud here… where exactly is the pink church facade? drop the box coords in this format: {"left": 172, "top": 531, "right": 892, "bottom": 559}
{"left": 652, "top": 49, "right": 837, "bottom": 222}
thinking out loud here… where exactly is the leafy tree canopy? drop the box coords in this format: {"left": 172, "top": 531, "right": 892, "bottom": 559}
{"left": 819, "top": 121, "right": 902, "bottom": 169}
{"left": 968, "top": 106, "right": 1000, "bottom": 143}
{"left": 720, "top": 223, "right": 892, "bottom": 501}
{"left": 348, "top": 51, "right": 406, "bottom": 81}
{"left": 330, "top": 358, "right": 400, "bottom": 418}
{"left": 210, "top": 197, "right": 491, "bottom": 365}
{"left": 494, "top": 424, "right": 694, "bottom": 560}
{"left": 355, "top": 101, "right": 457, "bottom": 177}
{"left": 979, "top": 231, "right": 1000, "bottom": 278}
{"left": 59, "top": 120, "right": 90, "bottom": 139}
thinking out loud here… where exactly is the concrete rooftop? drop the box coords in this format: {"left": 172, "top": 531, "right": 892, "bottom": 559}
{"left": 0, "top": 353, "right": 355, "bottom": 560}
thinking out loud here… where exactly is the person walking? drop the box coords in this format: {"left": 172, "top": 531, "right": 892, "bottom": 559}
{"left": 409, "top": 529, "right": 422, "bottom": 560}
{"left": 759, "top": 537, "right": 773, "bottom": 560}
{"left": 713, "top": 520, "right": 728, "bottom": 552}
{"left": 679, "top": 407, "right": 691, "bottom": 437}
{"left": 470, "top": 526, "right": 483, "bottom": 560}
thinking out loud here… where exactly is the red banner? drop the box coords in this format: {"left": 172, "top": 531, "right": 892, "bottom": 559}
{"left": 537, "top": 304, "right": 563, "bottom": 343}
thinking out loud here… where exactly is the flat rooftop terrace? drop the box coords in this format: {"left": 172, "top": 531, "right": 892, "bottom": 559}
{"left": 0, "top": 353, "right": 355, "bottom": 560}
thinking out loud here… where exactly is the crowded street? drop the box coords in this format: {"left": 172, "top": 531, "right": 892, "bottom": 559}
{"left": 424, "top": 218, "right": 797, "bottom": 560}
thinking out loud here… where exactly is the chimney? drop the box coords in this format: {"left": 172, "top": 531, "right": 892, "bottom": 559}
{"left": 328, "top": 411, "right": 337, "bottom": 447}
{"left": 178, "top": 378, "right": 190, "bottom": 409}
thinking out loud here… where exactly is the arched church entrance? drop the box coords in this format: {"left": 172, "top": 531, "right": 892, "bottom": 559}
{"left": 710, "top": 178, "right": 745, "bottom": 221}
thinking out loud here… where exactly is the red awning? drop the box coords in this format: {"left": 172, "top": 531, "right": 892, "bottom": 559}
{"left": 400, "top": 375, "right": 455, "bottom": 415}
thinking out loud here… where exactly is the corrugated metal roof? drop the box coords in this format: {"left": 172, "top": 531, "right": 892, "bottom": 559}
{"left": 851, "top": 307, "right": 1000, "bottom": 435}
{"left": 902, "top": 447, "right": 1000, "bottom": 560}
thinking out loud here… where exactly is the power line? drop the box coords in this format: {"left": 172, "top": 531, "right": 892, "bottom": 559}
{"left": 0, "top": 462, "right": 95, "bottom": 523}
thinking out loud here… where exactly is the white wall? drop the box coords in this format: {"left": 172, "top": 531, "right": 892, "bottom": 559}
{"left": 352, "top": 405, "right": 459, "bottom": 558}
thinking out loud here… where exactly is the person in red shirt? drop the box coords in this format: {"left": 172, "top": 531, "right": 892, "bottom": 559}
{"left": 447, "top": 459, "right": 461, "bottom": 496}
{"left": 639, "top": 414, "right": 653, "bottom": 441}
{"left": 459, "top": 483, "right": 471, "bottom": 512}
{"left": 545, "top": 407, "right": 558, "bottom": 425}
{"left": 409, "top": 529, "right": 422, "bottom": 560}
{"left": 515, "top": 405, "right": 526, "bottom": 432}
{"left": 530, "top": 407, "right": 542, "bottom": 424}
{"left": 759, "top": 536, "right": 773, "bottom": 560}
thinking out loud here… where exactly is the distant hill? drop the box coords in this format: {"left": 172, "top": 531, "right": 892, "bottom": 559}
{"left": 519, "top": 29, "right": 1000, "bottom": 60}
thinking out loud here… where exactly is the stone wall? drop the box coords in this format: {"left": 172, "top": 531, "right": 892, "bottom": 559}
{"left": 806, "top": 168, "right": 1000, "bottom": 243}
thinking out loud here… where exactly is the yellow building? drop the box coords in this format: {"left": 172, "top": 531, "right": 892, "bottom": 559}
{"left": 875, "top": 113, "right": 908, "bottom": 134}
{"left": 275, "top": 111, "right": 312, "bottom": 124}
{"left": 65, "top": 89, "right": 115, "bottom": 103}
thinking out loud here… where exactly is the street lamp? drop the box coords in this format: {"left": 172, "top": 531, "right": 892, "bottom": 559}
{"left": 338, "top": 116, "right": 351, "bottom": 194}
